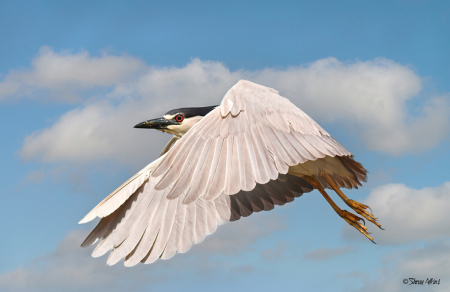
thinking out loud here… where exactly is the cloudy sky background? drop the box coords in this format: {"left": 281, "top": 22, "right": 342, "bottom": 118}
{"left": 1, "top": 1, "right": 450, "bottom": 291}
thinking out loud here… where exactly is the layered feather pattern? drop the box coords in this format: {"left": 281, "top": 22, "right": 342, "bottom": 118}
{"left": 153, "top": 80, "right": 353, "bottom": 200}
{"left": 80, "top": 80, "right": 367, "bottom": 266}
{"left": 82, "top": 176, "right": 232, "bottom": 266}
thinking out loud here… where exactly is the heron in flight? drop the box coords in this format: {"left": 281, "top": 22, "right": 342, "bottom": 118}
{"left": 80, "top": 80, "right": 382, "bottom": 266}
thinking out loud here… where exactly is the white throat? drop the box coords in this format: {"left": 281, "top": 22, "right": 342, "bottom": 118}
{"left": 164, "top": 116, "right": 203, "bottom": 137}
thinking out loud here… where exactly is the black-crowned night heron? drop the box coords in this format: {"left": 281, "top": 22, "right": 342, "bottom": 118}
{"left": 80, "top": 80, "right": 382, "bottom": 266}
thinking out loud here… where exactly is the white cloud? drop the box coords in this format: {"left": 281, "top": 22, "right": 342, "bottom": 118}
{"left": 303, "top": 246, "right": 354, "bottom": 260}
{"left": 0, "top": 46, "right": 146, "bottom": 102}
{"left": 23, "top": 167, "right": 46, "bottom": 183}
{"left": 343, "top": 182, "right": 450, "bottom": 245}
{"left": 14, "top": 50, "right": 450, "bottom": 165}
{"left": 19, "top": 59, "right": 243, "bottom": 166}
{"left": 0, "top": 230, "right": 165, "bottom": 292}
{"left": 356, "top": 240, "right": 450, "bottom": 292}
{"left": 194, "top": 212, "right": 287, "bottom": 256}
{"left": 20, "top": 100, "right": 166, "bottom": 166}
{"left": 260, "top": 241, "right": 286, "bottom": 261}
{"left": 253, "top": 59, "right": 449, "bottom": 155}
{"left": 0, "top": 213, "right": 284, "bottom": 292}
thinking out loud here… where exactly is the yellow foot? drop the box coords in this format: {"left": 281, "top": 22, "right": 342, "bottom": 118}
{"left": 339, "top": 210, "right": 375, "bottom": 243}
{"left": 320, "top": 172, "right": 384, "bottom": 230}
{"left": 345, "top": 199, "right": 383, "bottom": 230}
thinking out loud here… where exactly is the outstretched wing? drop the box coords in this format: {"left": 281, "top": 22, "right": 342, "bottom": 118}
{"left": 81, "top": 167, "right": 313, "bottom": 267}
{"left": 81, "top": 173, "right": 232, "bottom": 266}
{"left": 80, "top": 80, "right": 357, "bottom": 266}
{"left": 152, "top": 80, "right": 352, "bottom": 204}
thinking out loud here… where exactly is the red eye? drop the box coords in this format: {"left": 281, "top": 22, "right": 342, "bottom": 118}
{"left": 175, "top": 115, "right": 184, "bottom": 122}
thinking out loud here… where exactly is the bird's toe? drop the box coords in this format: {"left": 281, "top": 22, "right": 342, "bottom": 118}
{"left": 340, "top": 210, "right": 375, "bottom": 243}
{"left": 345, "top": 199, "right": 383, "bottom": 230}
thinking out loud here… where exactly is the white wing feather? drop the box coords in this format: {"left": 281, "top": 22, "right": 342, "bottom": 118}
{"left": 153, "top": 80, "right": 351, "bottom": 203}
{"left": 80, "top": 80, "right": 359, "bottom": 266}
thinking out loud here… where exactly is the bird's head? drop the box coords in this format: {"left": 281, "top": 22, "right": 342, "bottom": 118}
{"left": 134, "top": 106, "right": 217, "bottom": 137}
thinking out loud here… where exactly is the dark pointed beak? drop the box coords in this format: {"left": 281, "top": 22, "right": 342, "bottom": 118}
{"left": 134, "top": 117, "right": 174, "bottom": 129}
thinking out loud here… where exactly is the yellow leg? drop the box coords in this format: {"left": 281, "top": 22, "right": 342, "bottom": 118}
{"left": 304, "top": 176, "right": 375, "bottom": 243}
{"left": 321, "top": 172, "right": 383, "bottom": 230}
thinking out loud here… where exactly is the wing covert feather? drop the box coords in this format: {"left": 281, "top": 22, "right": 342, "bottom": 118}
{"left": 80, "top": 80, "right": 366, "bottom": 267}
{"left": 152, "top": 80, "right": 352, "bottom": 200}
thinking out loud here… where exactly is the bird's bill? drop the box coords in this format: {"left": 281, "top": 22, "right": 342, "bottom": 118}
{"left": 134, "top": 117, "right": 175, "bottom": 129}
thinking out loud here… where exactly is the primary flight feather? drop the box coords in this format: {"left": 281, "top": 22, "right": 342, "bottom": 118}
{"left": 80, "top": 80, "right": 382, "bottom": 266}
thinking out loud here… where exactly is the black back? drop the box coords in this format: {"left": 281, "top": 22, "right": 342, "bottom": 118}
{"left": 165, "top": 105, "right": 218, "bottom": 118}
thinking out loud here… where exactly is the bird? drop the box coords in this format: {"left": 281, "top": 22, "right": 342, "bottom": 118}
{"left": 79, "top": 80, "right": 382, "bottom": 266}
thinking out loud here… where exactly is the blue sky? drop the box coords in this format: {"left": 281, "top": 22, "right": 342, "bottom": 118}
{"left": 1, "top": 1, "right": 450, "bottom": 291}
